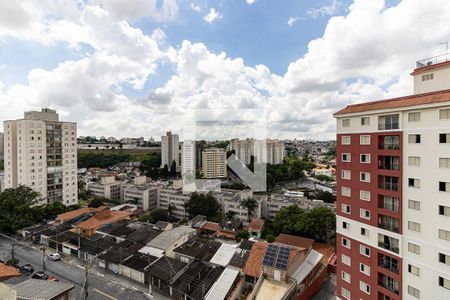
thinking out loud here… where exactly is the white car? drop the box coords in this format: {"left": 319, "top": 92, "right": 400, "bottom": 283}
{"left": 48, "top": 253, "right": 61, "bottom": 261}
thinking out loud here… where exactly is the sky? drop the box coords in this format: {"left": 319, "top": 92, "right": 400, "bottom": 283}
{"left": 0, "top": 0, "right": 450, "bottom": 141}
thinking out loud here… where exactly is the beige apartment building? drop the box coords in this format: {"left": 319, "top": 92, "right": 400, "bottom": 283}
{"left": 202, "top": 148, "right": 227, "bottom": 179}
{"left": 87, "top": 175, "right": 122, "bottom": 202}
{"left": 3, "top": 108, "right": 77, "bottom": 205}
{"left": 230, "top": 138, "right": 284, "bottom": 165}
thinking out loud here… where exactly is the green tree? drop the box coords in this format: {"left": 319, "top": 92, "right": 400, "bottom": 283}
{"left": 306, "top": 207, "right": 336, "bottom": 243}
{"left": 265, "top": 233, "right": 275, "bottom": 243}
{"left": 240, "top": 198, "right": 258, "bottom": 223}
{"left": 0, "top": 186, "right": 40, "bottom": 233}
{"left": 313, "top": 174, "right": 334, "bottom": 183}
{"left": 235, "top": 230, "right": 250, "bottom": 242}
{"left": 170, "top": 160, "right": 177, "bottom": 177}
{"left": 88, "top": 196, "right": 105, "bottom": 208}
{"left": 138, "top": 208, "right": 168, "bottom": 223}
{"left": 186, "top": 192, "right": 221, "bottom": 221}
{"left": 162, "top": 164, "right": 169, "bottom": 179}
{"left": 225, "top": 210, "right": 236, "bottom": 220}
{"left": 315, "top": 191, "right": 335, "bottom": 203}
{"left": 0, "top": 160, "right": 4, "bottom": 171}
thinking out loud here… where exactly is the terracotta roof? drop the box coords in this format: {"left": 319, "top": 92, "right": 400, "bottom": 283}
{"left": 411, "top": 60, "right": 450, "bottom": 75}
{"left": 0, "top": 263, "right": 19, "bottom": 280}
{"left": 334, "top": 89, "right": 450, "bottom": 116}
{"left": 243, "top": 241, "right": 268, "bottom": 277}
{"left": 275, "top": 234, "right": 314, "bottom": 251}
{"left": 248, "top": 218, "right": 265, "bottom": 233}
{"left": 202, "top": 222, "right": 220, "bottom": 232}
{"left": 57, "top": 208, "right": 92, "bottom": 222}
{"left": 77, "top": 210, "right": 131, "bottom": 230}
{"left": 312, "top": 242, "right": 335, "bottom": 266}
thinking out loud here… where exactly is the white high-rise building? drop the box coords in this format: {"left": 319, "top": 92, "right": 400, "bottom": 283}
{"left": 230, "top": 138, "right": 284, "bottom": 165}
{"left": 335, "top": 55, "right": 450, "bottom": 300}
{"left": 3, "top": 108, "right": 78, "bottom": 206}
{"left": 161, "top": 131, "right": 180, "bottom": 171}
{"left": 181, "top": 140, "right": 196, "bottom": 178}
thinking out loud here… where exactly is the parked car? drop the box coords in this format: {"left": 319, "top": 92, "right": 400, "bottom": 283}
{"left": 31, "top": 271, "right": 48, "bottom": 280}
{"left": 47, "top": 275, "right": 58, "bottom": 281}
{"left": 19, "top": 264, "right": 34, "bottom": 275}
{"left": 48, "top": 253, "right": 61, "bottom": 261}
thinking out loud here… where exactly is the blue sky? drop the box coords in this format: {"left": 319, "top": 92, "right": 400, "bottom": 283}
{"left": 0, "top": 0, "right": 449, "bottom": 139}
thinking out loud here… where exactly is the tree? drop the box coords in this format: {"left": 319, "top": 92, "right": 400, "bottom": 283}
{"left": 138, "top": 208, "right": 168, "bottom": 223}
{"left": 265, "top": 233, "right": 275, "bottom": 243}
{"left": 186, "top": 192, "right": 221, "bottom": 221}
{"left": 88, "top": 196, "right": 105, "bottom": 208}
{"left": 313, "top": 174, "right": 334, "bottom": 183}
{"left": 315, "top": 191, "right": 335, "bottom": 203}
{"left": 306, "top": 207, "right": 336, "bottom": 243}
{"left": 170, "top": 160, "right": 177, "bottom": 177}
{"left": 240, "top": 198, "right": 258, "bottom": 223}
{"left": 0, "top": 186, "right": 40, "bottom": 233}
{"left": 162, "top": 164, "right": 169, "bottom": 179}
{"left": 225, "top": 210, "right": 236, "bottom": 220}
{"left": 235, "top": 230, "right": 250, "bottom": 242}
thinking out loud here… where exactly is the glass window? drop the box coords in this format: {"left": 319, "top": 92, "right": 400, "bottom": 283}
{"left": 379, "top": 114, "right": 399, "bottom": 130}
{"left": 408, "top": 112, "right": 421, "bottom": 122}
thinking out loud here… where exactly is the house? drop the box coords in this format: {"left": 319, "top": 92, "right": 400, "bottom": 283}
{"left": 248, "top": 218, "right": 265, "bottom": 238}
{"left": 228, "top": 239, "right": 255, "bottom": 271}
{"left": 204, "top": 267, "right": 241, "bottom": 300}
{"left": 243, "top": 241, "right": 268, "bottom": 284}
{"left": 154, "top": 221, "right": 173, "bottom": 231}
{"left": 217, "top": 218, "right": 242, "bottom": 240}
{"left": 6, "top": 278, "right": 74, "bottom": 300}
{"left": 139, "top": 226, "right": 196, "bottom": 258}
{"left": 119, "top": 253, "right": 158, "bottom": 284}
{"left": 209, "top": 243, "right": 237, "bottom": 267}
{"left": 0, "top": 283, "right": 15, "bottom": 300}
{"left": 187, "top": 215, "right": 207, "bottom": 229}
{"left": 55, "top": 207, "right": 93, "bottom": 224}
{"left": 200, "top": 222, "right": 220, "bottom": 237}
{"left": 146, "top": 256, "right": 187, "bottom": 295}
{"left": 98, "top": 248, "right": 133, "bottom": 274}
{"left": 75, "top": 208, "right": 131, "bottom": 237}
{"left": 275, "top": 234, "right": 314, "bottom": 252}
{"left": 173, "top": 236, "right": 221, "bottom": 264}
{"left": 0, "top": 263, "right": 19, "bottom": 282}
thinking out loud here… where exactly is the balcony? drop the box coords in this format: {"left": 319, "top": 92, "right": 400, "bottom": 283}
{"left": 378, "top": 254, "right": 399, "bottom": 274}
{"left": 378, "top": 276, "right": 399, "bottom": 295}
{"left": 378, "top": 182, "right": 399, "bottom": 191}
{"left": 378, "top": 196, "right": 399, "bottom": 213}
{"left": 378, "top": 156, "right": 400, "bottom": 171}
{"left": 416, "top": 53, "right": 449, "bottom": 69}
{"left": 379, "top": 136, "right": 400, "bottom": 150}
{"left": 378, "top": 215, "right": 400, "bottom": 233}
{"left": 378, "top": 234, "right": 399, "bottom": 254}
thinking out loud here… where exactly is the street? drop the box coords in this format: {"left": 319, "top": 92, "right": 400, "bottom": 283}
{"left": 0, "top": 236, "right": 159, "bottom": 300}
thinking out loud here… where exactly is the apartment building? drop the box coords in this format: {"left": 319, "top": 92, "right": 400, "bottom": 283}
{"left": 3, "top": 108, "right": 78, "bottom": 205}
{"left": 334, "top": 55, "right": 450, "bottom": 300}
{"left": 0, "top": 132, "right": 4, "bottom": 159}
{"left": 161, "top": 131, "right": 179, "bottom": 171}
{"left": 202, "top": 148, "right": 227, "bottom": 179}
{"left": 230, "top": 138, "right": 284, "bottom": 165}
{"left": 87, "top": 176, "right": 122, "bottom": 202}
{"left": 123, "top": 183, "right": 159, "bottom": 211}
{"left": 181, "top": 140, "right": 196, "bottom": 178}
{"left": 158, "top": 186, "right": 191, "bottom": 220}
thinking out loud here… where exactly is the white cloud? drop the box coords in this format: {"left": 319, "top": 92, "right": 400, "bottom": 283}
{"left": 190, "top": 3, "right": 201, "bottom": 12}
{"left": 287, "top": 16, "right": 299, "bottom": 27}
{"left": 204, "top": 8, "right": 222, "bottom": 23}
{"left": 246, "top": 0, "right": 257, "bottom": 4}
{"left": 307, "top": 0, "right": 342, "bottom": 19}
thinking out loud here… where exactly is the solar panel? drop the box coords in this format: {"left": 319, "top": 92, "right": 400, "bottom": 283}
{"left": 274, "top": 246, "right": 292, "bottom": 270}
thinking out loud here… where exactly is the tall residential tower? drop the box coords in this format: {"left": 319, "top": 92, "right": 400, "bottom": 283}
{"left": 334, "top": 55, "right": 450, "bottom": 300}
{"left": 3, "top": 108, "right": 78, "bottom": 206}
{"left": 161, "top": 131, "right": 180, "bottom": 171}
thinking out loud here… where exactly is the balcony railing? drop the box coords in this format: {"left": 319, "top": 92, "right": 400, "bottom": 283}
{"left": 378, "top": 258, "right": 399, "bottom": 274}
{"left": 378, "top": 182, "right": 399, "bottom": 191}
{"left": 378, "top": 242, "right": 399, "bottom": 254}
{"left": 379, "top": 222, "right": 400, "bottom": 233}
{"left": 378, "top": 143, "right": 400, "bottom": 150}
{"left": 378, "top": 278, "right": 399, "bottom": 295}
{"left": 378, "top": 162, "right": 400, "bottom": 171}
{"left": 416, "top": 53, "right": 450, "bottom": 69}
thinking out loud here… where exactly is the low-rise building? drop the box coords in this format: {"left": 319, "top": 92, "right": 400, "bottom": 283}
{"left": 75, "top": 207, "right": 131, "bottom": 237}
{"left": 123, "top": 182, "right": 159, "bottom": 211}
{"left": 158, "top": 187, "right": 191, "bottom": 220}
{"left": 87, "top": 175, "right": 122, "bottom": 201}
{"left": 248, "top": 218, "right": 265, "bottom": 238}
{"left": 139, "top": 226, "right": 196, "bottom": 258}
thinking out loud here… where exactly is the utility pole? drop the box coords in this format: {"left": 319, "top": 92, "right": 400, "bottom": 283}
{"left": 11, "top": 242, "right": 15, "bottom": 264}
{"left": 84, "top": 261, "right": 89, "bottom": 299}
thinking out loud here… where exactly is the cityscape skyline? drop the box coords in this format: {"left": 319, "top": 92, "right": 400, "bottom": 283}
{"left": 1, "top": 0, "right": 450, "bottom": 140}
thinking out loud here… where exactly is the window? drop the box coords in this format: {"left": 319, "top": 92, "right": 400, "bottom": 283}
{"left": 439, "top": 158, "right": 450, "bottom": 168}
{"left": 408, "top": 178, "right": 420, "bottom": 188}
{"left": 361, "top": 227, "right": 369, "bottom": 237}
{"left": 408, "top": 156, "right": 421, "bottom": 166}
{"left": 378, "top": 234, "right": 399, "bottom": 254}
{"left": 439, "top": 181, "right": 450, "bottom": 192}
{"left": 342, "top": 187, "right": 351, "bottom": 197}
{"left": 361, "top": 116, "right": 370, "bottom": 126}
{"left": 439, "top": 253, "right": 450, "bottom": 266}
{"left": 360, "top": 172, "right": 371, "bottom": 182}
{"left": 439, "top": 277, "right": 450, "bottom": 290}
{"left": 408, "top": 285, "right": 421, "bottom": 299}
{"left": 379, "top": 156, "right": 399, "bottom": 170}
{"left": 379, "top": 114, "right": 399, "bottom": 130}
{"left": 379, "top": 135, "right": 400, "bottom": 150}
{"left": 408, "top": 199, "right": 421, "bottom": 210}
{"left": 439, "top": 229, "right": 450, "bottom": 241}
{"left": 360, "top": 135, "right": 371, "bottom": 145}
{"left": 341, "top": 287, "right": 351, "bottom": 300}
{"left": 341, "top": 170, "right": 351, "bottom": 180}
{"left": 408, "top": 134, "right": 421, "bottom": 144}
{"left": 421, "top": 73, "right": 434, "bottom": 81}
{"left": 440, "top": 108, "right": 450, "bottom": 120}
{"left": 342, "top": 237, "right": 351, "bottom": 248}
{"left": 408, "top": 242, "right": 421, "bottom": 255}
{"left": 360, "top": 154, "right": 371, "bottom": 163}
{"left": 379, "top": 195, "right": 399, "bottom": 212}
{"left": 439, "top": 133, "right": 450, "bottom": 143}
{"left": 342, "top": 119, "right": 350, "bottom": 127}
{"left": 408, "top": 221, "right": 421, "bottom": 232}
{"left": 439, "top": 205, "right": 450, "bottom": 216}
{"left": 360, "top": 209, "right": 371, "bottom": 220}
{"left": 341, "top": 254, "right": 351, "bottom": 266}
{"left": 360, "top": 190, "right": 371, "bottom": 201}
{"left": 360, "top": 281, "right": 370, "bottom": 294}
{"left": 341, "top": 271, "right": 351, "bottom": 283}
{"left": 342, "top": 153, "right": 351, "bottom": 162}
{"left": 360, "top": 263, "right": 370, "bottom": 276}
{"left": 341, "top": 136, "right": 351, "bottom": 145}
{"left": 342, "top": 221, "right": 350, "bottom": 230}
{"left": 341, "top": 204, "right": 351, "bottom": 214}
{"left": 360, "top": 245, "right": 370, "bottom": 257}
{"left": 408, "top": 112, "right": 421, "bottom": 122}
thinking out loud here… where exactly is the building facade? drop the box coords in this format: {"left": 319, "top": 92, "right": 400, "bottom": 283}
{"left": 230, "top": 138, "right": 284, "bottom": 165}
{"left": 161, "top": 131, "right": 179, "bottom": 171}
{"left": 181, "top": 140, "right": 196, "bottom": 178}
{"left": 3, "top": 108, "right": 78, "bottom": 206}
{"left": 202, "top": 148, "right": 227, "bottom": 179}
{"left": 335, "top": 57, "right": 450, "bottom": 300}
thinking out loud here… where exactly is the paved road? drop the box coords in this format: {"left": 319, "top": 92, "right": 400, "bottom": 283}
{"left": 0, "top": 237, "right": 160, "bottom": 300}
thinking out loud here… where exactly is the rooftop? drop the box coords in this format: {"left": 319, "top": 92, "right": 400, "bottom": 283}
{"left": 146, "top": 256, "right": 187, "bottom": 282}
{"left": 248, "top": 218, "right": 265, "bottom": 233}
{"left": 0, "top": 263, "right": 19, "bottom": 280}
{"left": 275, "top": 234, "right": 314, "bottom": 251}
{"left": 121, "top": 253, "right": 158, "bottom": 272}
{"left": 146, "top": 226, "right": 196, "bottom": 250}
{"left": 56, "top": 207, "right": 93, "bottom": 222}
{"left": 77, "top": 209, "right": 131, "bottom": 230}
{"left": 243, "top": 241, "right": 268, "bottom": 277}
{"left": 98, "top": 247, "right": 134, "bottom": 265}
{"left": 334, "top": 88, "right": 450, "bottom": 116}
{"left": 210, "top": 243, "right": 237, "bottom": 267}
{"left": 173, "top": 236, "right": 221, "bottom": 261}
{"left": 7, "top": 278, "right": 73, "bottom": 300}
{"left": 205, "top": 267, "right": 240, "bottom": 300}
{"left": 414, "top": 53, "right": 450, "bottom": 71}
